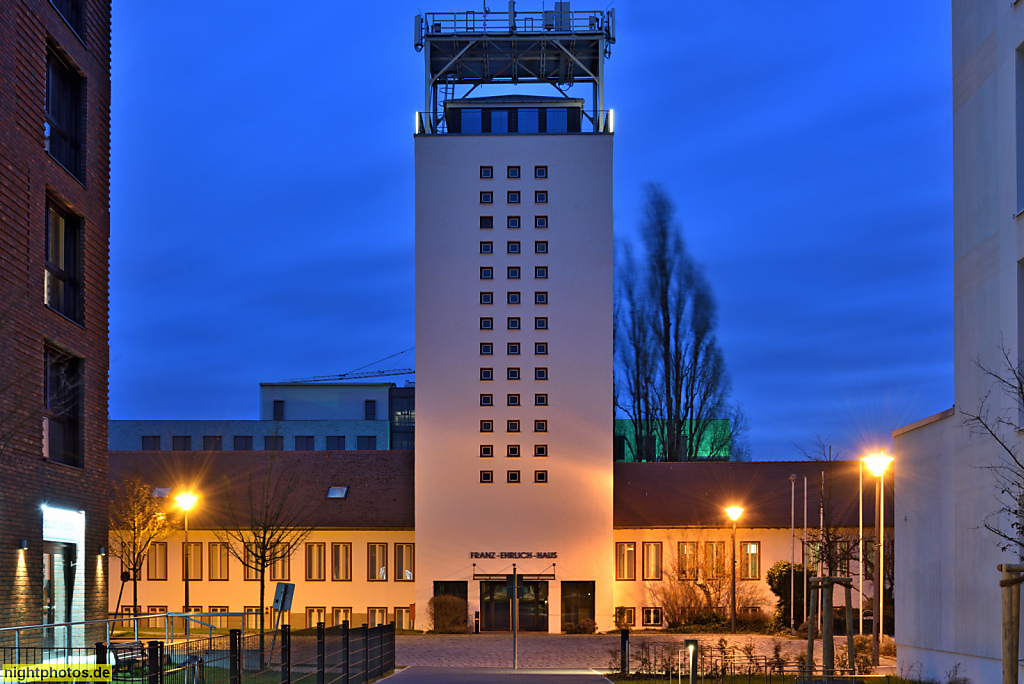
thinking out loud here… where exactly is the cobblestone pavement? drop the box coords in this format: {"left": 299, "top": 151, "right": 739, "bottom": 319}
{"left": 387, "top": 667, "right": 611, "bottom": 683}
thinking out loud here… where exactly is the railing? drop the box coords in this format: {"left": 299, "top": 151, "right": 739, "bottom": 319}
{"left": 422, "top": 10, "right": 607, "bottom": 37}
{"left": 416, "top": 109, "right": 612, "bottom": 135}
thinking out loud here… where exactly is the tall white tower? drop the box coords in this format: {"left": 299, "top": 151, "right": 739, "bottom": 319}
{"left": 413, "top": 4, "right": 617, "bottom": 633}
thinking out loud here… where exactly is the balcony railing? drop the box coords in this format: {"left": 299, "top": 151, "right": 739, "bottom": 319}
{"left": 422, "top": 9, "right": 607, "bottom": 37}
{"left": 416, "top": 109, "right": 612, "bottom": 135}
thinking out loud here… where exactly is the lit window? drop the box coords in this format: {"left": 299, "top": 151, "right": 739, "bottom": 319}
{"left": 616, "top": 542, "right": 636, "bottom": 581}
{"left": 481, "top": 267, "right": 493, "bottom": 279}
{"left": 147, "top": 542, "right": 167, "bottom": 581}
{"left": 480, "top": 368, "right": 493, "bottom": 381}
{"left": 396, "top": 544, "right": 415, "bottom": 581}
{"left": 508, "top": 216, "right": 520, "bottom": 229}
{"left": 480, "top": 342, "right": 493, "bottom": 355}
{"left": 508, "top": 292, "right": 521, "bottom": 304}
{"left": 535, "top": 191, "right": 548, "bottom": 203}
{"left": 706, "top": 542, "right": 726, "bottom": 580}
{"left": 508, "top": 267, "right": 521, "bottom": 279}
{"left": 535, "top": 166, "right": 548, "bottom": 179}
{"left": 480, "top": 191, "right": 493, "bottom": 204}
{"left": 507, "top": 470, "right": 521, "bottom": 483}
{"left": 507, "top": 445, "right": 520, "bottom": 457}
{"left": 480, "top": 394, "right": 493, "bottom": 407}
{"left": 535, "top": 292, "right": 548, "bottom": 304}
{"left": 507, "top": 343, "right": 520, "bottom": 355}
{"left": 210, "top": 543, "right": 230, "bottom": 581}
{"left": 642, "top": 542, "right": 662, "bottom": 581}
{"left": 480, "top": 470, "right": 494, "bottom": 483}
{"left": 507, "top": 166, "right": 520, "bottom": 178}
{"left": 480, "top": 241, "right": 493, "bottom": 254}
{"left": 507, "top": 420, "right": 520, "bottom": 433}
{"left": 480, "top": 445, "right": 494, "bottom": 458}
{"left": 507, "top": 368, "right": 520, "bottom": 380}
{"left": 508, "top": 317, "right": 521, "bottom": 330}
{"left": 535, "top": 394, "right": 548, "bottom": 406}
{"left": 480, "top": 292, "right": 493, "bottom": 304}
{"left": 45, "top": 200, "right": 81, "bottom": 322}
{"left": 480, "top": 166, "right": 493, "bottom": 178}
{"left": 326, "top": 486, "right": 349, "bottom": 499}
{"left": 368, "top": 543, "right": 387, "bottom": 581}
{"left": 740, "top": 542, "right": 760, "bottom": 580}
{"left": 534, "top": 470, "right": 548, "bottom": 483}
{"left": 507, "top": 394, "right": 520, "bottom": 406}
{"left": 480, "top": 317, "right": 493, "bottom": 330}
{"left": 678, "top": 542, "right": 698, "bottom": 580}
{"left": 534, "top": 445, "right": 547, "bottom": 457}
{"left": 535, "top": 342, "right": 548, "bottom": 355}
{"left": 508, "top": 242, "right": 521, "bottom": 254}
{"left": 480, "top": 420, "right": 494, "bottom": 433}
{"left": 507, "top": 191, "right": 520, "bottom": 204}
{"left": 480, "top": 216, "right": 494, "bottom": 229}
{"left": 534, "top": 420, "right": 547, "bottom": 432}
{"left": 535, "top": 216, "right": 548, "bottom": 228}
{"left": 535, "top": 241, "right": 548, "bottom": 254}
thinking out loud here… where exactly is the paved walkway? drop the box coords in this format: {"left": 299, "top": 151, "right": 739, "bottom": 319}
{"left": 386, "top": 667, "right": 610, "bottom": 683}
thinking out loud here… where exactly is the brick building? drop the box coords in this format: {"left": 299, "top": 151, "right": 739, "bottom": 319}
{"left": 0, "top": 0, "right": 112, "bottom": 644}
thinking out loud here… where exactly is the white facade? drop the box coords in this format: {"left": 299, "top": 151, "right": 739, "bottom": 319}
{"left": 414, "top": 115, "right": 615, "bottom": 632}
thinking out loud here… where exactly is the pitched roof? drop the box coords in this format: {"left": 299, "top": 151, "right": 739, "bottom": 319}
{"left": 613, "top": 460, "right": 892, "bottom": 529}
{"left": 108, "top": 451, "right": 414, "bottom": 530}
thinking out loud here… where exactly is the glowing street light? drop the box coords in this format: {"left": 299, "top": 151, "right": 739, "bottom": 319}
{"left": 861, "top": 451, "right": 892, "bottom": 666}
{"left": 176, "top": 492, "right": 198, "bottom": 615}
{"left": 725, "top": 506, "right": 744, "bottom": 633}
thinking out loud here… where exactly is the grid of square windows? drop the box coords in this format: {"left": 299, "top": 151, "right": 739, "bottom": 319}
{"left": 535, "top": 216, "right": 548, "bottom": 228}
{"left": 507, "top": 367, "right": 520, "bottom": 380}
{"left": 480, "top": 343, "right": 493, "bottom": 355}
{"left": 508, "top": 242, "right": 521, "bottom": 254}
{"left": 507, "top": 420, "right": 520, "bottom": 432}
{"left": 507, "top": 343, "right": 520, "bottom": 355}
{"left": 508, "top": 317, "right": 521, "bottom": 330}
{"left": 507, "top": 394, "right": 520, "bottom": 406}
{"left": 507, "top": 445, "right": 520, "bottom": 457}
{"left": 508, "top": 292, "right": 521, "bottom": 304}
{"left": 507, "top": 216, "right": 520, "bottom": 228}
{"left": 480, "top": 292, "right": 493, "bottom": 304}
{"left": 507, "top": 191, "right": 520, "bottom": 203}
{"left": 480, "top": 394, "right": 493, "bottom": 406}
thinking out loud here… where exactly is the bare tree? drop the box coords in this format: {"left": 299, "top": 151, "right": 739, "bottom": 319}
{"left": 797, "top": 436, "right": 861, "bottom": 578}
{"left": 109, "top": 475, "right": 175, "bottom": 614}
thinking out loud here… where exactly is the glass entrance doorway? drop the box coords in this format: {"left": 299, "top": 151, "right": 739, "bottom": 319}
{"left": 480, "top": 580, "right": 548, "bottom": 632}
{"left": 43, "top": 542, "right": 77, "bottom": 648}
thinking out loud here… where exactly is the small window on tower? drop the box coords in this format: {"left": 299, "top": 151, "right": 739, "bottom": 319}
{"left": 507, "top": 216, "right": 521, "bottom": 229}
{"left": 480, "top": 471, "right": 494, "bottom": 483}
{"left": 481, "top": 267, "right": 493, "bottom": 279}
{"left": 507, "top": 343, "right": 520, "bottom": 355}
{"left": 508, "top": 445, "right": 521, "bottom": 457}
{"left": 480, "top": 216, "right": 494, "bottom": 229}
{"left": 480, "top": 420, "right": 494, "bottom": 433}
{"left": 535, "top": 241, "right": 548, "bottom": 254}
{"left": 535, "top": 266, "right": 548, "bottom": 279}
{"left": 480, "top": 241, "right": 493, "bottom": 254}
{"left": 535, "top": 216, "right": 548, "bottom": 228}
{"left": 507, "top": 166, "right": 521, "bottom": 179}
{"left": 480, "top": 343, "right": 493, "bottom": 355}
{"left": 507, "top": 420, "right": 521, "bottom": 433}
{"left": 535, "top": 166, "right": 548, "bottom": 179}
{"left": 535, "top": 317, "right": 548, "bottom": 330}
{"left": 508, "top": 267, "right": 521, "bottom": 279}
{"left": 507, "top": 471, "right": 521, "bottom": 484}
{"left": 480, "top": 192, "right": 493, "bottom": 204}
{"left": 535, "top": 394, "right": 548, "bottom": 406}
{"left": 480, "top": 368, "right": 494, "bottom": 381}
{"left": 508, "top": 242, "right": 521, "bottom": 254}
{"left": 507, "top": 317, "right": 521, "bottom": 330}
{"left": 534, "top": 420, "right": 548, "bottom": 433}
{"left": 507, "top": 368, "right": 521, "bottom": 380}
{"left": 480, "top": 166, "right": 493, "bottom": 179}
{"left": 534, "top": 444, "right": 548, "bottom": 457}
{"left": 534, "top": 470, "right": 548, "bottom": 484}
{"left": 480, "top": 317, "right": 493, "bottom": 330}
{"left": 480, "top": 292, "right": 493, "bottom": 304}
{"left": 480, "top": 445, "right": 494, "bottom": 458}
{"left": 507, "top": 191, "right": 520, "bottom": 204}
{"left": 508, "top": 292, "right": 521, "bottom": 304}
{"left": 480, "top": 394, "right": 493, "bottom": 407}
{"left": 535, "top": 191, "right": 548, "bottom": 204}
{"left": 534, "top": 342, "right": 548, "bottom": 355}
{"left": 507, "top": 394, "right": 520, "bottom": 406}
{"left": 535, "top": 367, "right": 549, "bottom": 380}
{"left": 535, "top": 292, "right": 548, "bottom": 304}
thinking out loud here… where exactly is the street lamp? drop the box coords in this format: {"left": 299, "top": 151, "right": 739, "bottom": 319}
{"left": 862, "top": 451, "right": 892, "bottom": 667}
{"left": 176, "top": 492, "right": 198, "bottom": 615}
{"left": 725, "top": 506, "right": 744, "bottom": 633}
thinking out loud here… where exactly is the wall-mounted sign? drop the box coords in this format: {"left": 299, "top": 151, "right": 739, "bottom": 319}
{"left": 470, "top": 551, "right": 557, "bottom": 559}
{"left": 42, "top": 505, "right": 84, "bottom": 544}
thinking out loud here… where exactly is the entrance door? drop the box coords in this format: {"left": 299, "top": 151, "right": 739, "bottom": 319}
{"left": 560, "top": 581, "right": 595, "bottom": 630}
{"left": 42, "top": 542, "right": 76, "bottom": 648}
{"left": 480, "top": 580, "right": 548, "bottom": 632}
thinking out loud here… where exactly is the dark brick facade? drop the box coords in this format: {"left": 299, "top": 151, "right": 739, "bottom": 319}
{"left": 0, "top": 0, "right": 111, "bottom": 645}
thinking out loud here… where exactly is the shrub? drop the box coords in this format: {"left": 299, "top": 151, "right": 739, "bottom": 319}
{"left": 427, "top": 595, "right": 469, "bottom": 633}
{"left": 563, "top": 618, "right": 597, "bottom": 634}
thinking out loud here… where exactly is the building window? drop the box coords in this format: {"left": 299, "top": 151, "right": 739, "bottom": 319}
{"left": 480, "top": 317, "right": 493, "bottom": 330}
{"left": 507, "top": 367, "right": 520, "bottom": 380}
{"left": 534, "top": 420, "right": 547, "bottom": 432}
{"left": 480, "top": 470, "right": 494, "bottom": 483}
{"left": 46, "top": 50, "right": 83, "bottom": 178}
{"left": 234, "top": 435, "right": 253, "bottom": 451}
{"left": 306, "top": 607, "right": 326, "bottom": 629}
{"left": 51, "top": 0, "right": 84, "bottom": 37}
{"left": 508, "top": 292, "right": 521, "bottom": 304}
{"left": 396, "top": 544, "right": 414, "bottom": 581}
{"left": 480, "top": 394, "right": 493, "bottom": 406}
{"left": 365, "top": 400, "right": 376, "bottom": 420}
{"left": 706, "top": 541, "right": 726, "bottom": 580}
{"left": 481, "top": 343, "right": 493, "bottom": 355}
{"left": 209, "top": 606, "right": 229, "bottom": 628}
{"left": 507, "top": 420, "right": 520, "bottom": 432}
{"left": 508, "top": 242, "right": 521, "bottom": 254}
{"left": 534, "top": 444, "right": 547, "bottom": 457}
{"left": 480, "top": 368, "right": 493, "bottom": 381}
{"left": 172, "top": 436, "right": 191, "bottom": 451}
{"left": 480, "top": 292, "right": 493, "bottom": 304}
{"left": 147, "top": 542, "right": 167, "bottom": 581}
{"left": 507, "top": 470, "right": 521, "bottom": 483}
{"left": 356, "top": 435, "right": 377, "bottom": 450}
{"left": 326, "top": 436, "right": 345, "bottom": 450}
{"left": 273, "top": 400, "right": 285, "bottom": 421}
{"left": 507, "top": 191, "right": 520, "bottom": 204}
{"left": 507, "top": 166, "right": 520, "bottom": 178}
{"left": 243, "top": 607, "right": 261, "bottom": 629}
{"left": 395, "top": 607, "right": 412, "bottom": 630}
{"left": 480, "top": 445, "right": 493, "bottom": 458}
{"left": 306, "top": 543, "right": 326, "bottom": 581}
{"left": 740, "top": 542, "right": 760, "bottom": 580}
{"left": 507, "top": 343, "right": 520, "bottom": 355}
{"left": 367, "top": 543, "right": 387, "bottom": 581}
{"left": 264, "top": 435, "right": 283, "bottom": 451}
{"left": 535, "top": 166, "right": 548, "bottom": 178}
{"left": 480, "top": 216, "right": 494, "bottom": 229}
{"left": 642, "top": 607, "right": 663, "bottom": 627}
{"left": 535, "top": 292, "right": 548, "bottom": 304}
{"left": 480, "top": 420, "right": 494, "bottom": 432}
{"left": 535, "top": 342, "right": 548, "bottom": 355}
{"left": 535, "top": 216, "right": 548, "bottom": 228}
{"left": 518, "top": 108, "right": 539, "bottom": 132}
{"left": 507, "top": 445, "right": 520, "bottom": 457}
{"left": 507, "top": 216, "right": 520, "bottom": 229}
{"left": 209, "top": 543, "right": 229, "bottom": 581}
{"left": 294, "top": 435, "right": 314, "bottom": 450}
{"left": 244, "top": 547, "right": 259, "bottom": 580}
{"left": 505, "top": 268, "right": 520, "bottom": 281}
{"left": 368, "top": 608, "right": 388, "bottom": 628}
{"left": 45, "top": 200, "right": 81, "bottom": 322}
{"left": 535, "top": 318, "right": 548, "bottom": 330}
{"left": 480, "top": 241, "right": 493, "bottom": 254}
{"left": 43, "top": 347, "right": 81, "bottom": 467}
{"left": 534, "top": 470, "right": 548, "bottom": 483}
{"left": 462, "top": 109, "right": 482, "bottom": 133}
{"left": 535, "top": 394, "right": 548, "bottom": 406}
{"left": 141, "top": 436, "right": 161, "bottom": 451}
{"left": 547, "top": 108, "right": 568, "bottom": 132}
{"left": 480, "top": 191, "right": 493, "bottom": 204}
{"left": 333, "top": 607, "right": 352, "bottom": 626}
{"left": 480, "top": 166, "right": 493, "bottom": 178}
{"left": 507, "top": 394, "right": 520, "bottom": 406}
{"left": 535, "top": 191, "right": 548, "bottom": 203}
{"left": 535, "top": 241, "right": 548, "bottom": 254}
{"left": 332, "top": 543, "right": 352, "bottom": 581}
{"left": 535, "top": 367, "right": 548, "bottom": 380}
{"left": 481, "top": 267, "right": 493, "bottom": 279}
{"left": 270, "top": 546, "right": 290, "bottom": 581}
{"left": 616, "top": 542, "right": 636, "bottom": 581}
{"left": 678, "top": 542, "right": 698, "bottom": 580}
{"left": 203, "top": 436, "right": 223, "bottom": 450}
{"left": 507, "top": 317, "right": 521, "bottom": 330}
{"left": 642, "top": 542, "right": 663, "bottom": 581}
{"left": 616, "top": 607, "right": 635, "bottom": 627}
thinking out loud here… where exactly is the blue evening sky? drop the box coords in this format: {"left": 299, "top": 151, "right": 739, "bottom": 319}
{"left": 109, "top": 2, "right": 953, "bottom": 460}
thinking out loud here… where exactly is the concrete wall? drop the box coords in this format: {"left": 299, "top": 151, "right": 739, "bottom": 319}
{"left": 109, "top": 420, "right": 390, "bottom": 451}
{"left": 259, "top": 384, "right": 393, "bottom": 421}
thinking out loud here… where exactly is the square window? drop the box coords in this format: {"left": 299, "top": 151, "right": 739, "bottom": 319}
{"left": 508, "top": 292, "right": 521, "bottom": 304}
{"left": 507, "top": 394, "right": 520, "bottom": 406}
{"left": 616, "top": 607, "right": 636, "bottom": 626}
{"left": 535, "top": 342, "right": 548, "bottom": 355}
{"left": 480, "top": 420, "right": 493, "bottom": 433}
{"left": 507, "top": 420, "right": 520, "bottom": 433}
{"left": 535, "top": 292, "right": 548, "bottom": 304}
{"left": 326, "top": 436, "right": 345, "bottom": 451}
{"left": 535, "top": 394, "right": 548, "bottom": 406}
{"left": 534, "top": 420, "right": 547, "bottom": 432}
{"left": 534, "top": 444, "right": 548, "bottom": 457}
{"left": 480, "top": 342, "right": 493, "bottom": 355}
{"left": 480, "top": 394, "right": 493, "bottom": 407}
{"left": 480, "top": 317, "right": 494, "bottom": 330}
{"left": 45, "top": 200, "right": 81, "bottom": 322}
{"left": 294, "top": 436, "right": 314, "bottom": 450}
{"left": 535, "top": 266, "right": 548, "bottom": 279}
{"left": 507, "top": 191, "right": 520, "bottom": 204}
{"left": 507, "top": 471, "right": 521, "bottom": 483}
{"left": 480, "top": 166, "right": 493, "bottom": 178}
{"left": 535, "top": 216, "right": 548, "bottom": 228}
{"left": 535, "top": 367, "right": 549, "bottom": 380}
{"left": 535, "top": 241, "right": 548, "bottom": 254}
{"left": 507, "top": 317, "right": 521, "bottom": 330}
{"left": 507, "top": 367, "right": 521, "bottom": 380}
{"left": 356, "top": 435, "right": 377, "bottom": 450}
{"left": 534, "top": 470, "right": 548, "bottom": 483}
{"left": 480, "top": 445, "right": 494, "bottom": 458}
{"left": 508, "top": 242, "right": 521, "bottom": 254}
{"left": 507, "top": 216, "right": 520, "bottom": 229}
{"left": 481, "top": 267, "right": 493, "bottom": 279}
{"left": 508, "top": 445, "right": 520, "bottom": 457}
{"left": 508, "top": 267, "right": 521, "bottom": 279}
{"left": 172, "top": 436, "right": 191, "bottom": 451}
{"left": 480, "top": 241, "right": 493, "bottom": 254}
{"left": 535, "top": 317, "right": 548, "bottom": 330}
{"left": 480, "top": 292, "right": 493, "bottom": 304}
{"left": 507, "top": 343, "right": 520, "bottom": 355}
{"left": 141, "top": 436, "right": 161, "bottom": 451}
{"left": 535, "top": 166, "right": 548, "bottom": 178}
{"left": 480, "top": 216, "right": 494, "bottom": 229}
{"left": 235, "top": 435, "right": 252, "bottom": 451}
{"left": 480, "top": 368, "right": 494, "bottom": 381}
{"left": 642, "top": 607, "right": 663, "bottom": 627}
{"left": 507, "top": 166, "right": 520, "bottom": 178}
{"left": 535, "top": 191, "right": 548, "bottom": 203}
{"left": 481, "top": 471, "right": 494, "bottom": 483}
{"left": 480, "top": 192, "right": 493, "bottom": 204}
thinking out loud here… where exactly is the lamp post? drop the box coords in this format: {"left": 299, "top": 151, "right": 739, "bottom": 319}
{"left": 725, "top": 506, "right": 744, "bottom": 633}
{"left": 789, "top": 474, "right": 796, "bottom": 631}
{"left": 862, "top": 451, "right": 892, "bottom": 667}
{"left": 176, "top": 492, "right": 198, "bottom": 614}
